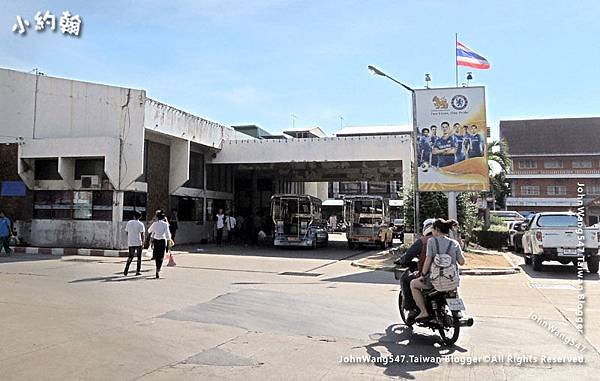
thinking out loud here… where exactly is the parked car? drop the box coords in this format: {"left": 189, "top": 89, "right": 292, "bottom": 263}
{"left": 391, "top": 218, "right": 404, "bottom": 241}
{"left": 490, "top": 210, "right": 526, "bottom": 222}
{"left": 508, "top": 219, "right": 529, "bottom": 253}
{"left": 522, "top": 212, "right": 599, "bottom": 272}
{"left": 519, "top": 211, "right": 536, "bottom": 219}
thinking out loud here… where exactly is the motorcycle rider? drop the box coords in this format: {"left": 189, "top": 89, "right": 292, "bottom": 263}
{"left": 410, "top": 219, "right": 465, "bottom": 321}
{"left": 395, "top": 218, "right": 436, "bottom": 321}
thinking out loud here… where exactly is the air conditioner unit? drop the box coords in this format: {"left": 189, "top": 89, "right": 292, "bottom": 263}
{"left": 80, "top": 175, "right": 100, "bottom": 189}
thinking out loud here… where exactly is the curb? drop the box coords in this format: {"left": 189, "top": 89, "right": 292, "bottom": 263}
{"left": 460, "top": 268, "right": 520, "bottom": 275}
{"left": 8, "top": 246, "right": 129, "bottom": 258}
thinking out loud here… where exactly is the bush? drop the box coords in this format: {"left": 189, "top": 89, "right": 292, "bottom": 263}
{"left": 473, "top": 225, "right": 509, "bottom": 249}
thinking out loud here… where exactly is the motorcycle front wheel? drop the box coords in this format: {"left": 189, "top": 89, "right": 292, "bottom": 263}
{"left": 439, "top": 307, "right": 460, "bottom": 345}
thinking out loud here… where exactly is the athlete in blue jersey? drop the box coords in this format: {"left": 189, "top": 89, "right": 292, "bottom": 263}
{"left": 418, "top": 127, "right": 432, "bottom": 166}
{"left": 452, "top": 123, "right": 466, "bottom": 163}
{"left": 467, "top": 124, "right": 484, "bottom": 158}
{"left": 432, "top": 122, "right": 457, "bottom": 168}
{"left": 429, "top": 125, "right": 438, "bottom": 167}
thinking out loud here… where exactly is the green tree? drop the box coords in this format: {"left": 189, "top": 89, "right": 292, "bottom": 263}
{"left": 487, "top": 139, "right": 512, "bottom": 208}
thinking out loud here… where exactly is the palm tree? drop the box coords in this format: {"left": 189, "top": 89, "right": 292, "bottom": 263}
{"left": 486, "top": 139, "right": 511, "bottom": 209}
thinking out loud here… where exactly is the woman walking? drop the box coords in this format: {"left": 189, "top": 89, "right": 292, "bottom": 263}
{"left": 147, "top": 210, "right": 171, "bottom": 279}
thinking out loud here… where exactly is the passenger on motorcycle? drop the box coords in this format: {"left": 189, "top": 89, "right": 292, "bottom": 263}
{"left": 410, "top": 218, "right": 465, "bottom": 321}
{"left": 395, "top": 218, "right": 436, "bottom": 314}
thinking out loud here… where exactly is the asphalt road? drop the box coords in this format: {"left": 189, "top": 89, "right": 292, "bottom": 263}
{"left": 1, "top": 233, "right": 599, "bottom": 380}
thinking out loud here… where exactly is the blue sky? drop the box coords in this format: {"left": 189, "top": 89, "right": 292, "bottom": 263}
{"left": 2, "top": 1, "right": 599, "bottom": 138}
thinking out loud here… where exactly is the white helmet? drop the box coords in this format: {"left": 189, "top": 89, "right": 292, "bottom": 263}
{"left": 423, "top": 218, "right": 436, "bottom": 236}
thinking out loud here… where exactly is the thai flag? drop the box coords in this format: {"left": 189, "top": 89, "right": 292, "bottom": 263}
{"left": 456, "top": 41, "right": 490, "bottom": 69}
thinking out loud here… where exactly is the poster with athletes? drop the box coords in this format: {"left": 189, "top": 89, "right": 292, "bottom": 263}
{"left": 415, "top": 86, "right": 489, "bottom": 192}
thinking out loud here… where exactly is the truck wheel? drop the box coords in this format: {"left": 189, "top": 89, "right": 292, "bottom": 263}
{"left": 348, "top": 240, "right": 355, "bottom": 249}
{"left": 533, "top": 254, "right": 543, "bottom": 271}
{"left": 587, "top": 256, "right": 599, "bottom": 274}
{"left": 524, "top": 255, "right": 532, "bottom": 265}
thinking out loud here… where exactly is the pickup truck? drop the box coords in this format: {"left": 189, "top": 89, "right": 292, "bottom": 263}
{"left": 522, "top": 212, "right": 600, "bottom": 273}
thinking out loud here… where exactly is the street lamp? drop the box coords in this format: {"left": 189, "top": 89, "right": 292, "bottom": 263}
{"left": 367, "top": 65, "right": 421, "bottom": 235}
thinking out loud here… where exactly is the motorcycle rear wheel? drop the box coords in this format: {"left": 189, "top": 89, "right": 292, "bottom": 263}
{"left": 397, "top": 291, "right": 413, "bottom": 327}
{"left": 439, "top": 308, "right": 460, "bottom": 345}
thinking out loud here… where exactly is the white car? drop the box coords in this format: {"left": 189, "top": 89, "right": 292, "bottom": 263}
{"left": 490, "top": 210, "right": 525, "bottom": 222}
{"left": 522, "top": 212, "right": 599, "bottom": 273}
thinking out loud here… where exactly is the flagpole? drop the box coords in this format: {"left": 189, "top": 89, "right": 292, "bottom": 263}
{"left": 455, "top": 33, "right": 458, "bottom": 86}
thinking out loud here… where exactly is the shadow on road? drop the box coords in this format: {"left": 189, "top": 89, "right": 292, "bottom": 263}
{"left": 519, "top": 262, "right": 600, "bottom": 281}
{"left": 69, "top": 273, "right": 149, "bottom": 283}
{"left": 0, "top": 253, "right": 62, "bottom": 264}
{"left": 364, "top": 324, "right": 467, "bottom": 379}
{"left": 175, "top": 237, "right": 386, "bottom": 261}
{"left": 322, "top": 269, "right": 397, "bottom": 285}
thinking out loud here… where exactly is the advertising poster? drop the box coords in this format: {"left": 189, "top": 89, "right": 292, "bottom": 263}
{"left": 415, "top": 86, "right": 489, "bottom": 191}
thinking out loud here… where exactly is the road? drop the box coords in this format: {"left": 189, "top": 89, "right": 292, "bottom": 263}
{"left": 1, "top": 233, "right": 599, "bottom": 380}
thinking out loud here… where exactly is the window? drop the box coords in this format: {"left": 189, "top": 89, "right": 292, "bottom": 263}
{"left": 123, "top": 192, "right": 147, "bottom": 221}
{"left": 34, "top": 159, "right": 61, "bottom": 180}
{"left": 92, "top": 191, "right": 113, "bottom": 220}
{"left": 521, "top": 186, "right": 540, "bottom": 196}
{"left": 339, "top": 182, "right": 362, "bottom": 194}
{"left": 170, "top": 196, "right": 203, "bottom": 222}
{"left": 547, "top": 186, "right": 567, "bottom": 195}
{"left": 75, "top": 158, "right": 105, "bottom": 179}
{"left": 368, "top": 182, "right": 391, "bottom": 194}
{"left": 536, "top": 214, "right": 578, "bottom": 227}
{"left": 206, "top": 164, "right": 232, "bottom": 192}
{"left": 34, "top": 191, "right": 73, "bottom": 219}
{"left": 518, "top": 160, "right": 537, "bottom": 169}
{"left": 184, "top": 151, "right": 204, "bottom": 189}
{"left": 34, "top": 190, "right": 113, "bottom": 220}
{"left": 73, "top": 191, "right": 93, "bottom": 219}
{"left": 544, "top": 160, "right": 563, "bottom": 169}
{"left": 589, "top": 185, "right": 600, "bottom": 195}
{"left": 573, "top": 160, "right": 592, "bottom": 168}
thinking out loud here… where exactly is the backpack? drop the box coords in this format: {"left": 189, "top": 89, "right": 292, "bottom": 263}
{"left": 430, "top": 238, "right": 460, "bottom": 292}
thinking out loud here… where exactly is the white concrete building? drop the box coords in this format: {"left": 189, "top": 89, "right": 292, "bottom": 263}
{"left": 0, "top": 68, "right": 413, "bottom": 249}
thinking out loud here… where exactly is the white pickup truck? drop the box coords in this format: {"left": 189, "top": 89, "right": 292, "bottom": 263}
{"left": 522, "top": 212, "right": 600, "bottom": 273}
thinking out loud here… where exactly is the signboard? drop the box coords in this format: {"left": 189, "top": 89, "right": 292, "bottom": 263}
{"left": 415, "top": 86, "right": 489, "bottom": 191}
{"left": 1, "top": 181, "right": 27, "bottom": 196}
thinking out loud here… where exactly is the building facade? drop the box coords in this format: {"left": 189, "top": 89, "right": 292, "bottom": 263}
{"left": 500, "top": 118, "right": 600, "bottom": 225}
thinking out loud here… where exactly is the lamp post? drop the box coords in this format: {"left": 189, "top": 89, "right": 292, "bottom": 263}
{"left": 367, "top": 65, "right": 421, "bottom": 235}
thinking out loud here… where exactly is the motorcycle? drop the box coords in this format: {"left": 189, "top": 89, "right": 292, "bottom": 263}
{"left": 394, "top": 262, "right": 473, "bottom": 345}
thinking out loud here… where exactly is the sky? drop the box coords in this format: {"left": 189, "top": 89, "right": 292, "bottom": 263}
{"left": 1, "top": 1, "right": 599, "bottom": 139}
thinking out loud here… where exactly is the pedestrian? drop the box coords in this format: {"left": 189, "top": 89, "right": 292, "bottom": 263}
{"left": 215, "top": 208, "right": 225, "bottom": 246}
{"left": 0, "top": 210, "right": 13, "bottom": 256}
{"left": 226, "top": 212, "right": 237, "bottom": 243}
{"left": 169, "top": 209, "right": 179, "bottom": 240}
{"left": 124, "top": 211, "right": 145, "bottom": 276}
{"left": 148, "top": 210, "right": 171, "bottom": 279}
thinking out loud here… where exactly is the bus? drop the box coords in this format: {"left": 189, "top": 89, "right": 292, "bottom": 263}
{"left": 343, "top": 195, "right": 392, "bottom": 249}
{"left": 271, "top": 194, "right": 329, "bottom": 248}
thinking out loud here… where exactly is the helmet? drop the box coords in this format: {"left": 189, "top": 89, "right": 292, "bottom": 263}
{"left": 422, "top": 218, "right": 436, "bottom": 236}
{"left": 423, "top": 218, "right": 436, "bottom": 229}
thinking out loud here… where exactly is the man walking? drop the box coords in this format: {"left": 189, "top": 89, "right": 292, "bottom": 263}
{"left": 0, "top": 211, "right": 13, "bottom": 256}
{"left": 169, "top": 209, "right": 179, "bottom": 240}
{"left": 124, "top": 211, "right": 145, "bottom": 276}
{"left": 215, "top": 208, "right": 225, "bottom": 246}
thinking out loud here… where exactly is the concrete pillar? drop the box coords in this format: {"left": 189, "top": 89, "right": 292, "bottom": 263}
{"left": 112, "top": 191, "right": 125, "bottom": 249}
{"left": 333, "top": 182, "right": 340, "bottom": 198}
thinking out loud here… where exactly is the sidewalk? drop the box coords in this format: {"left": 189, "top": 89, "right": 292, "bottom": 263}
{"left": 8, "top": 246, "right": 130, "bottom": 257}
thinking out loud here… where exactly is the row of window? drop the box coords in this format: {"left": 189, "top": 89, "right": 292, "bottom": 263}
{"left": 520, "top": 185, "right": 600, "bottom": 196}
{"left": 518, "top": 159, "right": 596, "bottom": 170}
{"left": 34, "top": 158, "right": 106, "bottom": 180}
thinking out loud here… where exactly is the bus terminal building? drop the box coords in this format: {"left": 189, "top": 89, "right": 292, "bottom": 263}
{"left": 0, "top": 68, "right": 412, "bottom": 249}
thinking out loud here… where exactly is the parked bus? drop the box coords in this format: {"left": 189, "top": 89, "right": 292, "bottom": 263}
{"left": 343, "top": 195, "right": 392, "bottom": 249}
{"left": 271, "top": 194, "right": 329, "bottom": 248}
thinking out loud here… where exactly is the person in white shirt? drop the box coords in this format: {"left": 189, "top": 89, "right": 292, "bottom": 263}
{"left": 148, "top": 210, "right": 171, "bottom": 278}
{"left": 226, "top": 212, "right": 237, "bottom": 243}
{"left": 124, "top": 211, "right": 145, "bottom": 276}
{"left": 215, "top": 209, "right": 225, "bottom": 246}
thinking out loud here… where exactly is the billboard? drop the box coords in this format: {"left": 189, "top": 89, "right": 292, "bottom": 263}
{"left": 415, "top": 86, "right": 489, "bottom": 192}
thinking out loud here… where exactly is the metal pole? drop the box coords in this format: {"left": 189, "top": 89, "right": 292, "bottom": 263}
{"left": 455, "top": 33, "right": 459, "bottom": 87}
{"left": 411, "top": 91, "right": 420, "bottom": 236}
